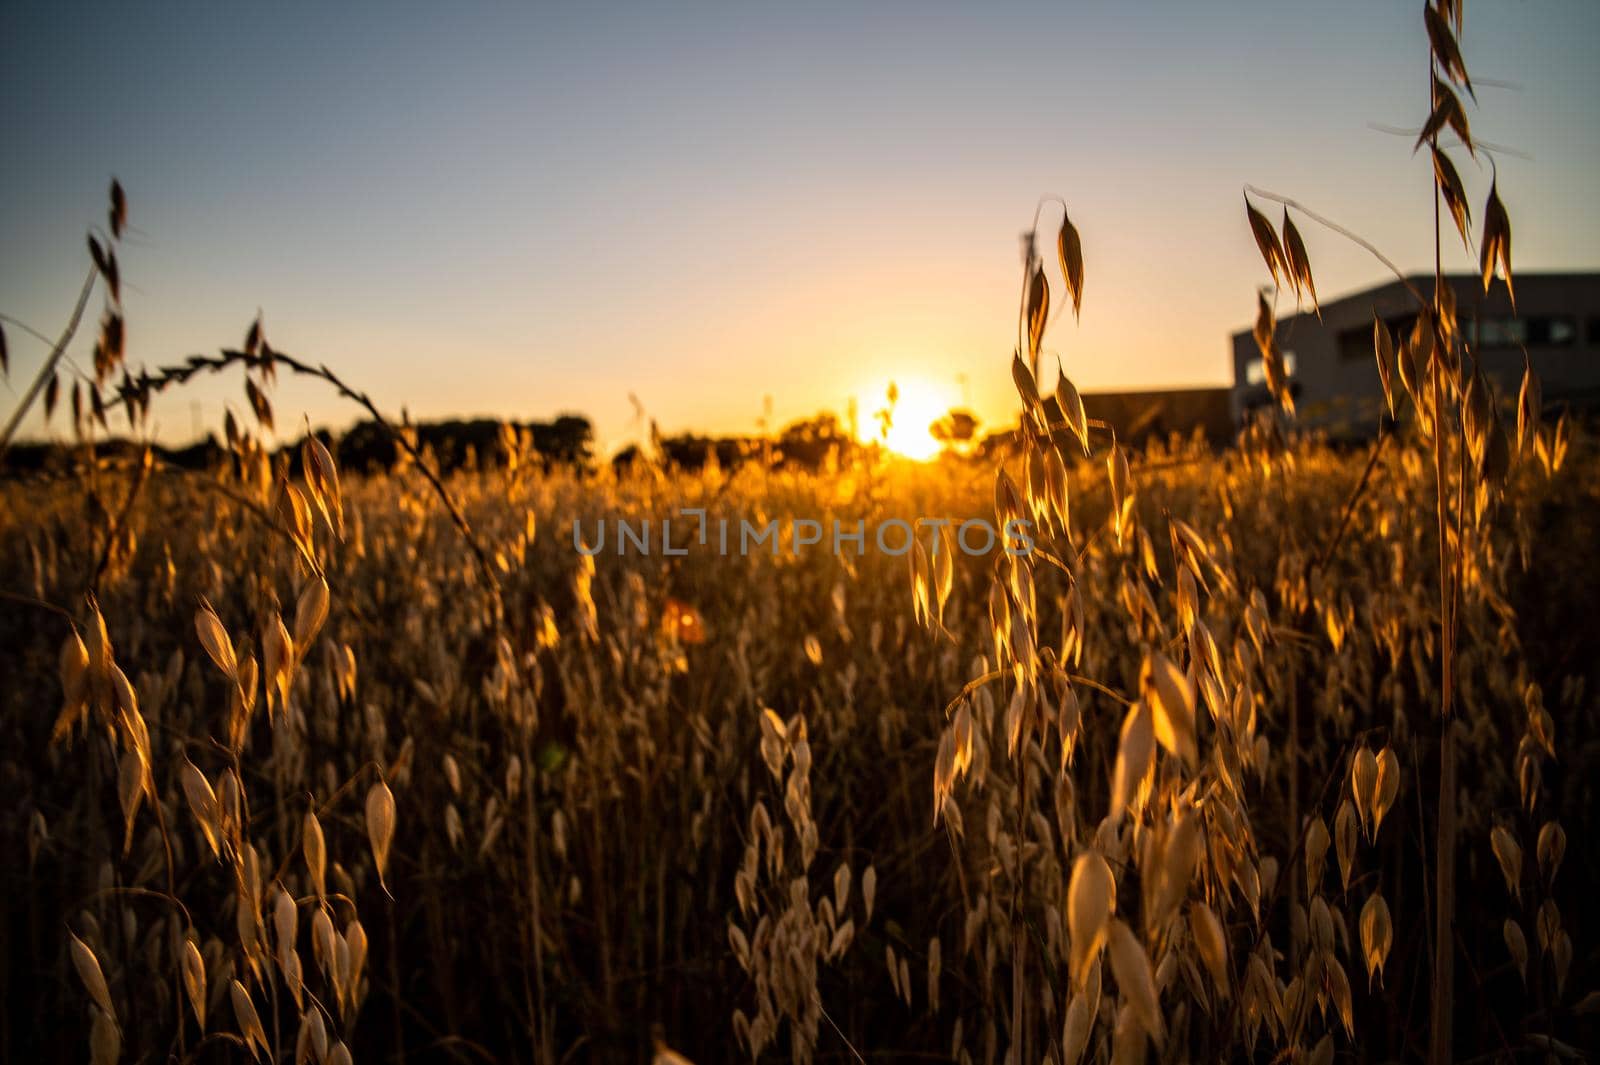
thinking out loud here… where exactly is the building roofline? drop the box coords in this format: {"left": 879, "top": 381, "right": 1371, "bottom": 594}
{"left": 1231, "top": 269, "right": 1600, "bottom": 339}
{"left": 1392, "top": 270, "right": 1599, "bottom": 286}
{"left": 1083, "top": 384, "right": 1232, "bottom": 397}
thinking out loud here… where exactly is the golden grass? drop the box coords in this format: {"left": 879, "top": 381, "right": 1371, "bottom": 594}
{"left": 1, "top": 420, "right": 1593, "bottom": 1061}
{"left": 2, "top": 6, "right": 1597, "bottom": 1062}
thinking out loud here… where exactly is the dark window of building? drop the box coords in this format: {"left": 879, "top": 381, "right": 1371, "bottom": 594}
{"left": 1528, "top": 316, "right": 1577, "bottom": 346}
{"left": 1337, "top": 313, "right": 1417, "bottom": 362}
{"left": 1470, "top": 317, "right": 1523, "bottom": 347}
{"left": 1590, "top": 318, "right": 1600, "bottom": 345}
{"left": 1336, "top": 328, "right": 1366, "bottom": 362}
{"left": 1467, "top": 315, "right": 1578, "bottom": 349}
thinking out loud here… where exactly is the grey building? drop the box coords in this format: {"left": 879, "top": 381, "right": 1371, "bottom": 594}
{"left": 1230, "top": 272, "right": 1600, "bottom": 435}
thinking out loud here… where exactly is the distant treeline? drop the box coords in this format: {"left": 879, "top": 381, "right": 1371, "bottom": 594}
{"left": 616, "top": 409, "right": 988, "bottom": 471}
{"left": 3, "top": 388, "right": 1240, "bottom": 480}
{"left": 338, "top": 415, "right": 594, "bottom": 471}
{"left": 2, "top": 414, "right": 595, "bottom": 478}
{"left": 617, "top": 412, "right": 866, "bottom": 472}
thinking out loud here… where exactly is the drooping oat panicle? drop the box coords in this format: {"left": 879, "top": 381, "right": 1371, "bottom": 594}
{"left": 1068, "top": 850, "right": 1115, "bottom": 986}
{"left": 366, "top": 779, "right": 396, "bottom": 889}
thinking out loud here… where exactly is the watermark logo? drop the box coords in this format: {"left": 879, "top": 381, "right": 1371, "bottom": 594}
{"left": 572, "top": 509, "right": 1034, "bottom": 558}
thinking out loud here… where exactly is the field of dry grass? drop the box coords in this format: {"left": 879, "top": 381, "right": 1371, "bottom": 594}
{"left": 3, "top": 7, "right": 1597, "bottom": 1061}
{"left": 2, "top": 418, "right": 1596, "bottom": 1062}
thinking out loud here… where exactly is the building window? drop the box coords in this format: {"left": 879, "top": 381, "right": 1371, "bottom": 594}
{"left": 1337, "top": 314, "right": 1418, "bottom": 361}
{"left": 1472, "top": 317, "right": 1523, "bottom": 347}
{"left": 1245, "top": 351, "right": 1296, "bottom": 386}
{"left": 1336, "top": 328, "right": 1366, "bottom": 363}
{"left": 1530, "top": 317, "right": 1578, "bottom": 346}
{"left": 1468, "top": 315, "right": 1578, "bottom": 349}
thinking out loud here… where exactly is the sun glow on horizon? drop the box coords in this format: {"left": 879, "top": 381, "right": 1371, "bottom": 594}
{"left": 862, "top": 378, "right": 953, "bottom": 461}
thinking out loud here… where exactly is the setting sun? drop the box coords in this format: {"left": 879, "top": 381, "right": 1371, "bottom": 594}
{"left": 865, "top": 378, "right": 952, "bottom": 460}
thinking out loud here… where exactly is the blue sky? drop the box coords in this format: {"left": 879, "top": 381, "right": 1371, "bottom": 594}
{"left": 3, "top": 2, "right": 1597, "bottom": 452}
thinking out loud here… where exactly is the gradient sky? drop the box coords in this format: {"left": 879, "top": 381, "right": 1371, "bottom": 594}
{"left": 3, "top": 2, "right": 1597, "bottom": 453}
